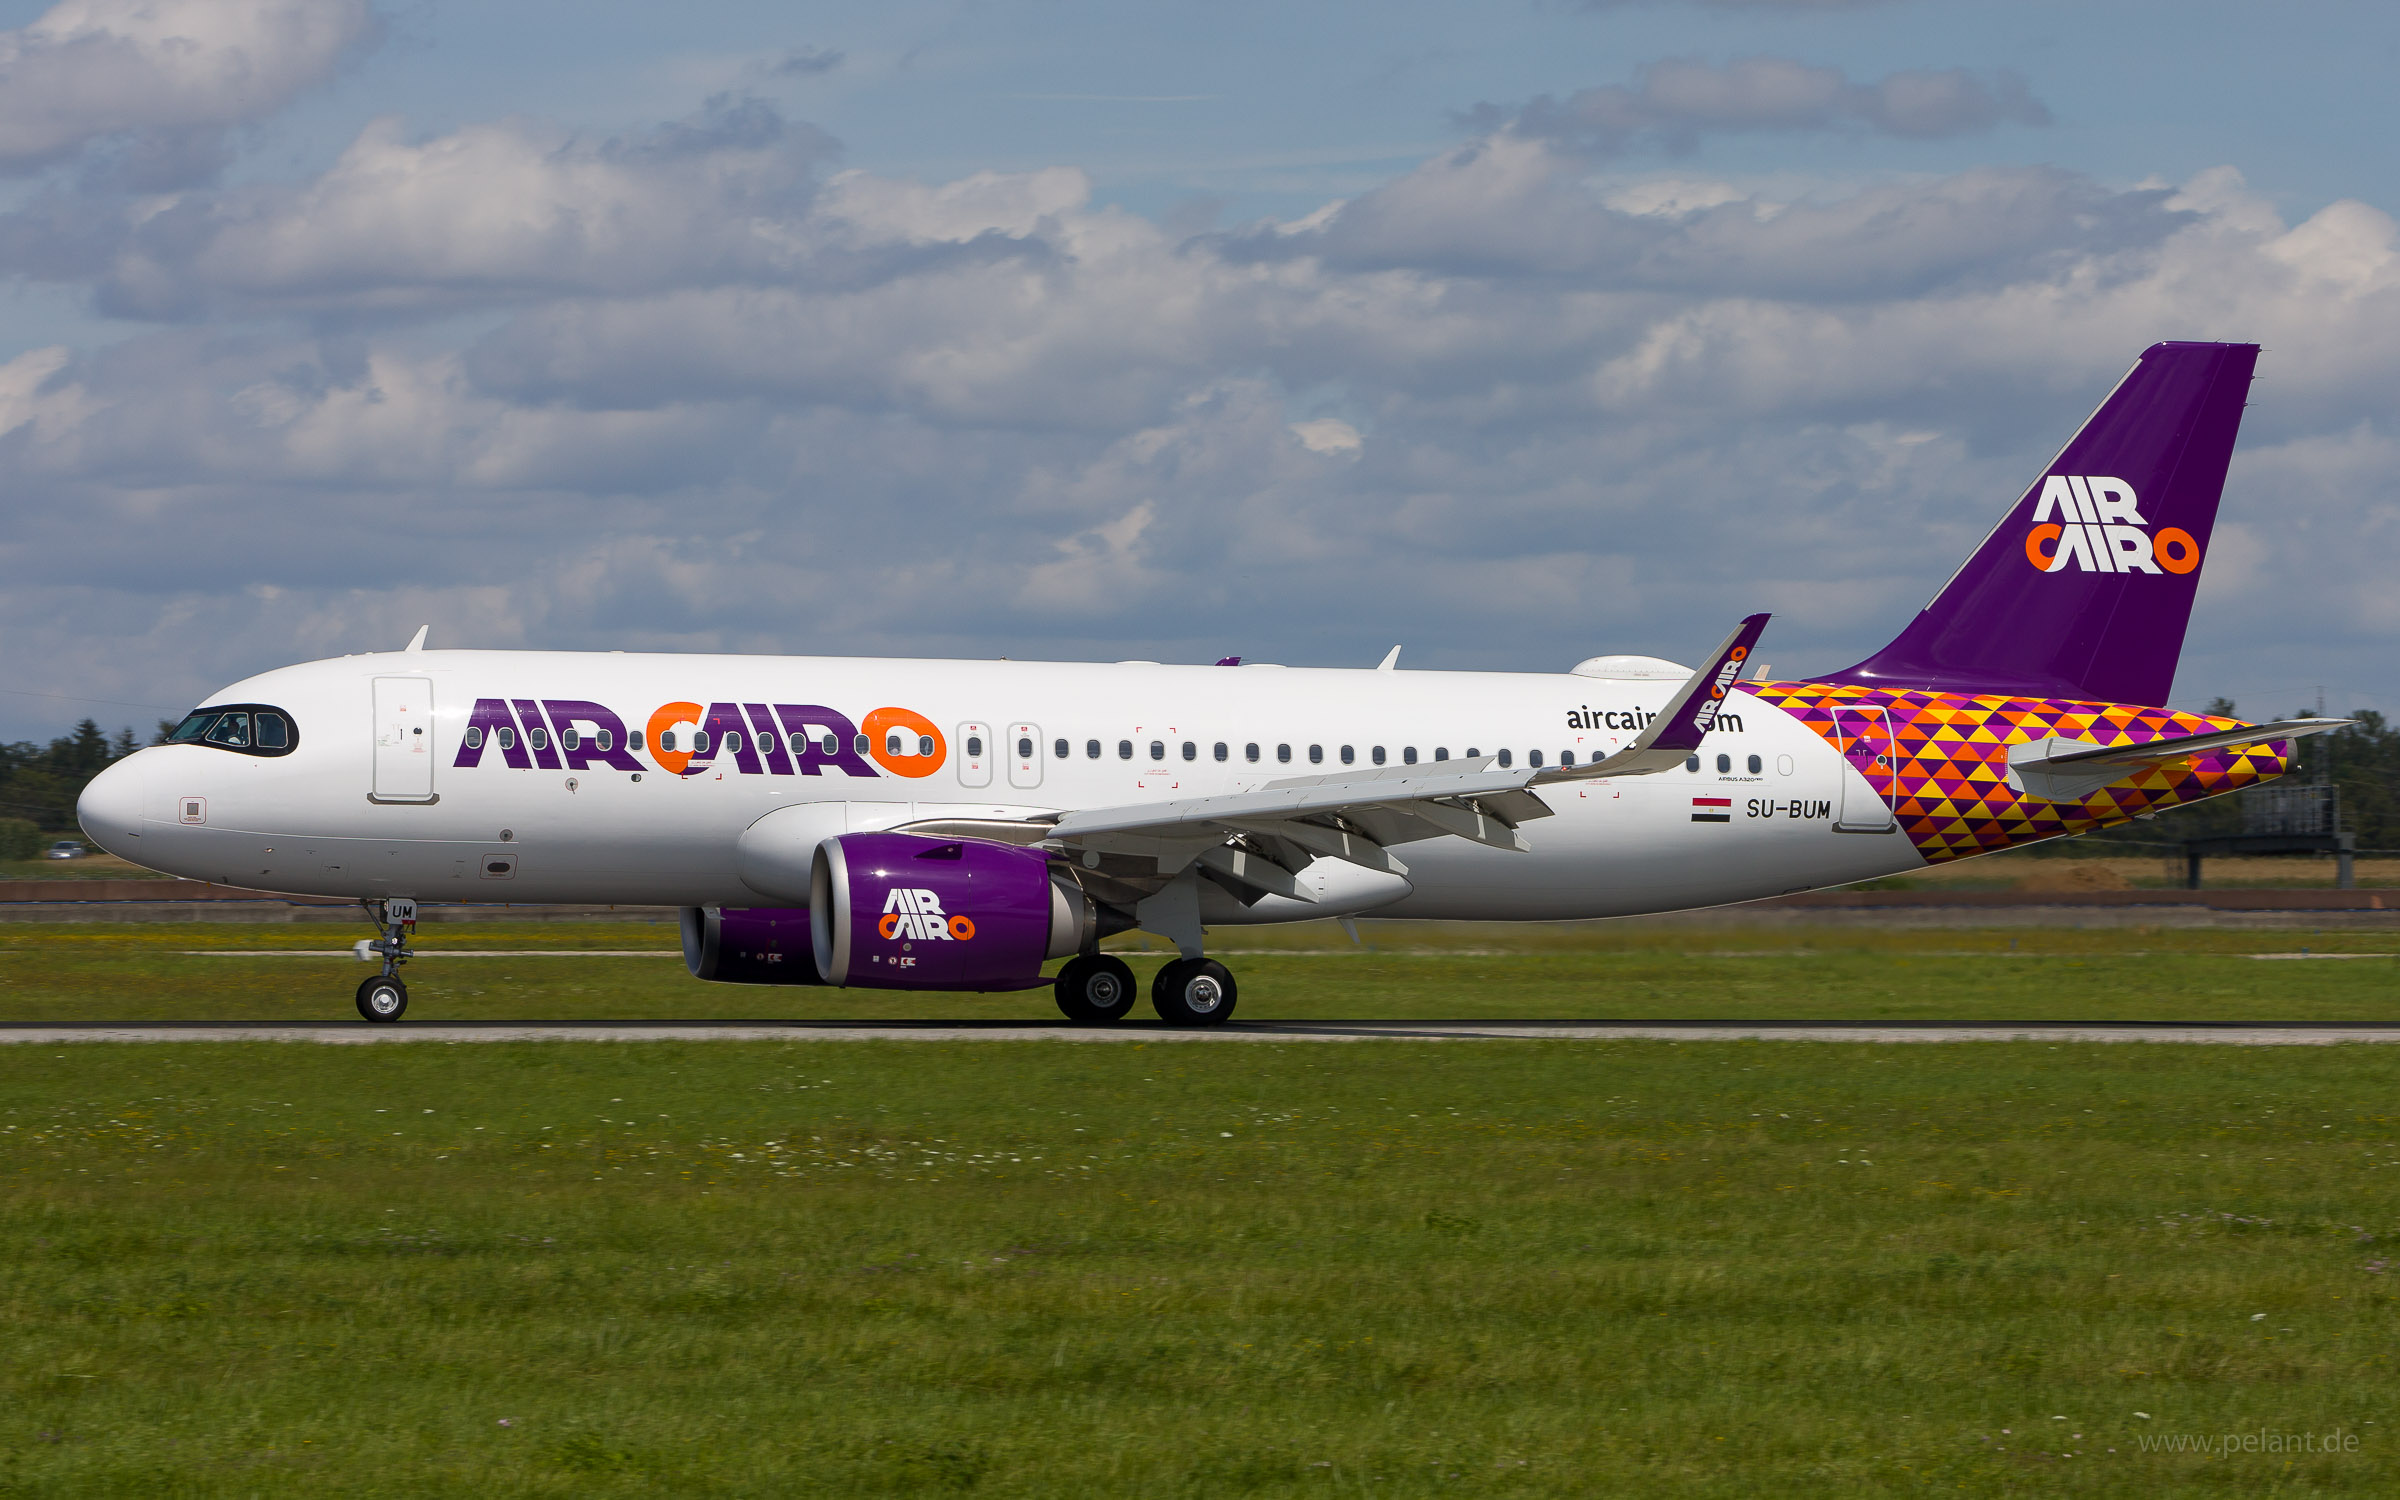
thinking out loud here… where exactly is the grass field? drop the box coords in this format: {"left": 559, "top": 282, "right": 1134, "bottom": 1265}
{"left": 3, "top": 1037, "right": 2397, "bottom": 1496}
{"left": 0, "top": 919, "right": 2396, "bottom": 1025}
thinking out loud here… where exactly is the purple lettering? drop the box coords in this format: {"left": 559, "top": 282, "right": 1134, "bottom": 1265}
{"left": 512, "top": 699, "right": 563, "bottom": 769}
{"left": 692, "top": 703, "right": 763, "bottom": 775}
{"left": 543, "top": 700, "right": 644, "bottom": 772}
{"left": 456, "top": 699, "right": 531, "bottom": 769}
{"left": 774, "top": 704, "right": 879, "bottom": 776}
{"left": 746, "top": 703, "right": 794, "bottom": 775}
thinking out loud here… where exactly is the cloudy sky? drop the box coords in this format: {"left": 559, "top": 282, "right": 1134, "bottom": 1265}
{"left": 1, "top": 0, "right": 2395, "bottom": 740}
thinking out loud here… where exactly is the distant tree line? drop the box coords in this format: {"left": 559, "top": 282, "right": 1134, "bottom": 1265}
{"left": 0, "top": 719, "right": 162, "bottom": 851}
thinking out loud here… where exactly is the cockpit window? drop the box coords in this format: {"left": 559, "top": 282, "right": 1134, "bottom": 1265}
{"left": 167, "top": 703, "right": 298, "bottom": 758}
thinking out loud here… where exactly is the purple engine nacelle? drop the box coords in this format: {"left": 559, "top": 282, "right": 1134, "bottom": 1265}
{"left": 809, "top": 832, "right": 1087, "bottom": 991}
{"left": 681, "top": 905, "right": 826, "bottom": 985}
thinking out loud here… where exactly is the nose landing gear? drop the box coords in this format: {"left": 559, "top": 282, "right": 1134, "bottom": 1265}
{"left": 355, "top": 897, "right": 417, "bottom": 1023}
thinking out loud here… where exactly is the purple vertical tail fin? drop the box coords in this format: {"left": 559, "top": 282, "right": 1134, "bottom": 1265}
{"left": 1823, "top": 341, "right": 2258, "bottom": 708}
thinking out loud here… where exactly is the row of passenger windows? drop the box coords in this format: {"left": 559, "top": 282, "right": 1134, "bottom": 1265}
{"left": 987, "top": 738, "right": 1769, "bottom": 772}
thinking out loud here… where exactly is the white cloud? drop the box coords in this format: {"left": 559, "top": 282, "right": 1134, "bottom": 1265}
{"left": 4, "top": 92, "right": 2400, "bottom": 729}
{"left": 1464, "top": 57, "right": 2048, "bottom": 157}
{"left": 0, "top": 0, "right": 372, "bottom": 175}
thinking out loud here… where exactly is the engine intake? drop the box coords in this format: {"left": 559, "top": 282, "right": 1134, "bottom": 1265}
{"left": 810, "top": 832, "right": 1085, "bottom": 990}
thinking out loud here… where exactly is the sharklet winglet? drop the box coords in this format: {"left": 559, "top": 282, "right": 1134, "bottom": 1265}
{"left": 1539, "top": 613, "right": 1770, "bottom": 783}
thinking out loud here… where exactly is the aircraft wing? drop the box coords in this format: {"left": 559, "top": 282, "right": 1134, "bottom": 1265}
{"left": 1033, "top": 615, "right": 1771, "bottom": 904}
{"left": 2006, "top": 717, "right": 2349, "bottom": 803}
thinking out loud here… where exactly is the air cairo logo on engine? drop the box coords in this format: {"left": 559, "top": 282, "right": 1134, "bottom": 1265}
{"left": 877, "top": 887, "right": 976, "bottom": 942}
{"left": 2023, "top": 475, "right": 2199, "bottom": 575}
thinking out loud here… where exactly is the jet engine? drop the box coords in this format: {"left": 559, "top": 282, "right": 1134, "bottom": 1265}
{"left": 681, "top": 905, "right": 826, "bottom": 984}
{"left": 809, "top": 832, "right": 1088, "bottom": 990}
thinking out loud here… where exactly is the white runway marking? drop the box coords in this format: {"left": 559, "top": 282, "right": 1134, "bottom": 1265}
{"left": 3, "top": 1021, "right": 2398, "bottom": 1044}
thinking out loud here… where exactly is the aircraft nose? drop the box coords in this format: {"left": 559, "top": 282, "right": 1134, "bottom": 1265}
{"left": 77, "top": 754, "right": 149, "bottom": 859}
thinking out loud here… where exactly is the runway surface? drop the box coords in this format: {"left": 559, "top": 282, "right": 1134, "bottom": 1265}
{"left": 5, "top": 1019, "right": 2400, "bottom": 1044}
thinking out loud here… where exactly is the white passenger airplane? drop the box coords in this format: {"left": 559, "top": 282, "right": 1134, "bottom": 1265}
{"left": 78, "top": 342, "right": 2339, "bottom": 1025}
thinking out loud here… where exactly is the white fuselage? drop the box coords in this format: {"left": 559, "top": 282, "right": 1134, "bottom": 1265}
{"left": 76, "top": 650, "right": 1925, "bottom": 920}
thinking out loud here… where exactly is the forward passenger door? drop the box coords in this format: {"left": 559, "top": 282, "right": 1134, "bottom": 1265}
{"left": 371, "top": 677, "right": 437, "bottom": 804}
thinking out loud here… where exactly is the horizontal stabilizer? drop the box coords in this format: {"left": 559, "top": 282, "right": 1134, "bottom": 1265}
{"left": 2006, "top": 718, "right": 2347, "bottom": 803}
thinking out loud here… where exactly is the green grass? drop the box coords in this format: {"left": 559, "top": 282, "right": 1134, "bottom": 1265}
{"left": 2, "top": 1040, "right": 2397, "bottom": 1495}
{"left": 0, "top": 920, "right": 2396, "bottom": 1024}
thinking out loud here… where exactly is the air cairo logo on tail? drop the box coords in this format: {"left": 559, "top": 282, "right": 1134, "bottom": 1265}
{"left": 2023, "top": 476, "right": 2200, "bottom": 575}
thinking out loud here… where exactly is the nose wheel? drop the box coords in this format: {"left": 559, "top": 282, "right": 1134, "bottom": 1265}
{"left": 1151, "top": 957, "right": 1237, "bottom": 1026}
{"left": 356, "top": 974, "right": 409, "bottom": 1022}
{"left": 355, "top": 897, "right": 418, "bottom": 1023}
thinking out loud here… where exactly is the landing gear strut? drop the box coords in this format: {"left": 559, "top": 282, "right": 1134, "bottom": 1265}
{"left": 356, "top": 897, "right": 417, "bottom": 1023}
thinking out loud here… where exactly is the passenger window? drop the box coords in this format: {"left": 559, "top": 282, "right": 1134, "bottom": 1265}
{"left": 529, "top": 726, "right": 550, "bottom": 752}
{"left": 1214, "top": 742, "right": 1228, "bottom": 761}
{"left": 1017, "top": 736, "right": 1033, "bottom": 759}
{"left": 1403, "top": 747, "right": 1417, "bottom": 765}
{"left": 1529, "top": 749, "right": 1543, "bottom": 769}
{"left": 464, "top": 726, "right": 485, "bottom": 750}
{"left": 596, "top": 729, "right": 613, "bottom": 752}
{"left": 1497, "top": 748, "right": 1513, "bottom": 768}
{"left": 562, "top": 728, "right": 582, "bottom": 752}
{"left": 505, "top": 727, "right": 521, "bottom": 750}
{"left": 854, "top": 734, "right": 870, "bottom": 756}
{"left": 1434, "top": 747, "right": 1448, "bottom": 761}
{"left": 1716, "top": 753, "right": 1731, "bottom": 773}
{"left": 256, "top": 713, "right": 289, "bottom": 749}
{"left": 1150, "top": 741, "right": 1165, "bottom": 761}
{"left": 1685, "top": 755, "right": 1699, "bottom": 772}
{"left": 1182, "top": 741, "right": 1196, "bottom": 761}
{"left": 1559, "top": 750, "right": 1574, "bottom": 766}
{"left": 1371, "top": 746, "right": 1386, "bottom": 765}
{"left": 821, "top": 736, "right": 837, "bottom": 757}
{"left": 921, "top": 735, "right": 937, "bottom": 757}
{"left": 1465, "top": 747, "right": 1480, "bottom": 760}
{"left": 1086, "top": 740, "right": 1101, "bottom": 759}
{"left": 688, "top": 730, "right": 705, "bottom": 754}
{"left": 1748, "top": 754, "right": 1763, "bottom": 774}
{"left": 1340, "top": 745, "right": 1355, "bottom": 765}
{"left": 1277, "top": 744, "right": 1291, "bottom": 763}
{"left": 1054, "top": 738, "right": 1068, "bottom": 759}
{"left": 1245, "top": 743, "right": 1260, "bottom": 762}
{"left": 1119, "top": 740, "right": 1133, "bottom": 760}
{"left": 1308, "top": 745, "right": 1323, "bottom": 764}
{"left": 892, "top": 732, "right": 909, "bottom": 756}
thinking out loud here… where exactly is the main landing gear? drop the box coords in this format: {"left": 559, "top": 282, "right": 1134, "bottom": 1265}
{"left": 356, "top": 897, "right": 418, "bottom": 1023}
{"left": 1052, "top": 952, "right": 1239, "bottom": 1027}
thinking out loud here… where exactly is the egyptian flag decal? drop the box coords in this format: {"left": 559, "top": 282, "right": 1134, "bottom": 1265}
{"left": 1690, "top": 797, "right": 1732, "bottom": 824}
